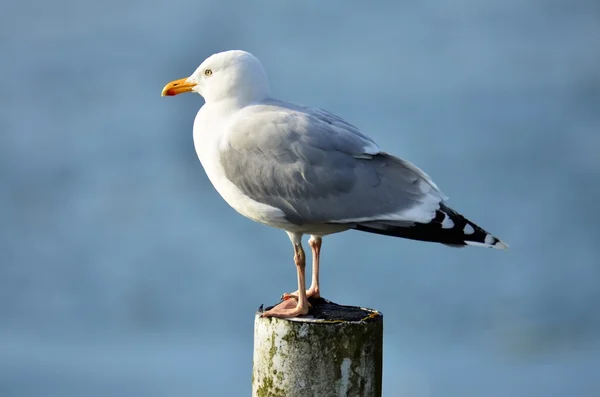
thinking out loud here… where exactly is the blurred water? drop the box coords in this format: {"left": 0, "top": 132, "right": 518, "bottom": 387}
{"left": 1, "top": 0, "right": 599, "bottom": 396}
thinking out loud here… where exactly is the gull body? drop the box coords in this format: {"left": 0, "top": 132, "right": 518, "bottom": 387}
{"left": 193, "top": 99, "right": 350, "bottom": 236}
{"left": 162, "top": 50, "right": 507, "bottom": 318}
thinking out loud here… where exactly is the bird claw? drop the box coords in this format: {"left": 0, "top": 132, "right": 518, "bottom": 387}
{"left": 261, "top": 299, "right": 309, "bottom": 318}
{"left": 279, "top": 294, "right": 312, "bottom": 308}
{"left": 281, "top": 288, "right": 320, "bottom": 301}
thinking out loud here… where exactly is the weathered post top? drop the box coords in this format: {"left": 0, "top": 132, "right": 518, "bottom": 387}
{"left": 252, "top": 298, "right": 383, "bottom": 397}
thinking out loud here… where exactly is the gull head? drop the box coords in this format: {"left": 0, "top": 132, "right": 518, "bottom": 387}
{"left": 161, "top": 50, "right": 270, "bottom": 104}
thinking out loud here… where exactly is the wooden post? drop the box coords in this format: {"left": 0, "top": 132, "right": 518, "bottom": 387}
{"left": 252, "top": 298, "right": 383, "bottom": 397}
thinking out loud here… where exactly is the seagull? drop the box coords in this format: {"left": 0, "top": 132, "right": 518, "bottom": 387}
{"left": 161, "top": 50, "right": 507, "bottom": 318}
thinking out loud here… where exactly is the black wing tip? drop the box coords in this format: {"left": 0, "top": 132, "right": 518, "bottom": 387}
{"left": 353, "top": 205, "right": 508, "bottom": 250}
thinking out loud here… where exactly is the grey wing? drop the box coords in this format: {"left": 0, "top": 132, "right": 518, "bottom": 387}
{"left": 220, "top": 104, "right": 446, "bottom": 225}
{"left": 271, "top": 99, "right": 379, "bottom": 150}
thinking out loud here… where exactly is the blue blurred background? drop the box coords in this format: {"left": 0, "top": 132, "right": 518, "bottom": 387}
{"left": 1, "top": 0, "right": 599, "bottom": 396}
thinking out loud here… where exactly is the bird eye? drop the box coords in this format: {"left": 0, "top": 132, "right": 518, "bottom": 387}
{"left": 204, "top": 69, "right": 213, "bottom": 76}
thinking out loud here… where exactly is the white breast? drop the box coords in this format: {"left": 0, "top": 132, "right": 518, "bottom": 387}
{"left": 192, "top": 105, "right": 288, "bottom": 227}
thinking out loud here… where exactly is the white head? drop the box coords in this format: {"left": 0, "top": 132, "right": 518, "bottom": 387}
{"left": 162, "top": 50, "right": 270, "bottom": 104}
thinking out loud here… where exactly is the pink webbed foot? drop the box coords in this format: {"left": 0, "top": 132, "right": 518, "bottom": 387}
{"left": 261, "top": 298, "right": 309, "bottom": 319}
{"left": 281, "top": 287, "right": 320, "bottom": 301}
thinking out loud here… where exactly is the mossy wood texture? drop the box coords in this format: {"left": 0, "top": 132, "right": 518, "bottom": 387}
{"left": 252, "top": 300, "right": 383, "bottom": 397}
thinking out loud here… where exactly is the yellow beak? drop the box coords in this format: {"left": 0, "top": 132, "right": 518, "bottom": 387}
{"left": 161, "top": 77, "right": 196, "bottom": 96}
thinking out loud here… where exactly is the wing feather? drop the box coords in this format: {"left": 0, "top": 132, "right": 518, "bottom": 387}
{"left": 219, "top": 102, "right": 445, "bottom": 225}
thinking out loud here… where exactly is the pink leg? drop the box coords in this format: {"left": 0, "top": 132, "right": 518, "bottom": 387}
{"left": 282, "top": 235, "right": 322, "bottom": 300}
{"left": 307, "top": 236, "right": 322, "bottom": 298}
{"left": 262, "top": 235, "right": 309, "bottom": 318}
